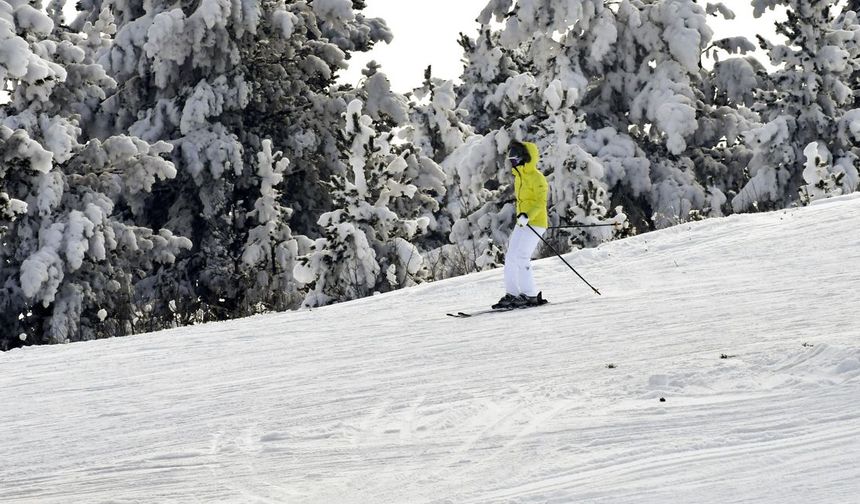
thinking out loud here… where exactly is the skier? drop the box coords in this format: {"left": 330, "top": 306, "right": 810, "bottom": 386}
{"left": 493, "top": 140, "right": 549, "bottom": 310}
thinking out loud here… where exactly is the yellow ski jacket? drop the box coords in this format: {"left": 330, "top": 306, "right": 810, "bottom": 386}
{"left": 512, "top": 142, "right": 549, "bottom": 228}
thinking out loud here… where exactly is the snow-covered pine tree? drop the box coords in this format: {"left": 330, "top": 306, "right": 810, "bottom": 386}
{"left": 422, "top": 130, "right": 511, "bottom": 278}
{"left": 293, "top": 95, "right": 443, "bottom": 307}
{"left": 86, "top": 0, "right": 273, "bottom": 322}
{"left": 237, "top": 0, "right": 393, "bottom": 235}
{"left": 359, "top": 70, "right": 447, "bottom": 250}
{"left": 403, "top": 66, "right": 485, "bottom": 277}
{"left": 451, "top": 0, "right": 629, "bottom": 256}
{"left": 692, "top": 5, "right": 765, "bottom": 222}
{"left": 457, "top": 0, "right": 764, "bottom": 236}
{"left": 846, "top": 0, "right": 860, "bottom": 110}
{"left": 407, "top": 66, "right": 474, "bottom": 169}
{"left": 238, "top": 138, "right": 310, "bottom": 312}
{"left": 582, "top": 0, "right": 758, "bottom": 230}
{"left": 1, "top": 1, "right": 188, "bottom": 349}
{"left": 455, "top": 25, "right": 523, "bottom": 135}
{"left": 734, "top": 1, "right": 860, "bottom": 210}
{"left": 79, "top": 0, "right": 393, "bottom": 322}
{"left": 425, "top": 18, "right": 528, "bottom": 274}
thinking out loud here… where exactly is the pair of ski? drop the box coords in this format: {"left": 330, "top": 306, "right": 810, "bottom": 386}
{"left": 447, "top": 300, "right": 549, "bottom": 318}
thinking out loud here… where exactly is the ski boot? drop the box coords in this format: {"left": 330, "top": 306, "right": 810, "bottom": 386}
{"left": 518, "top": 292, "right": 547, "bottom": 308}
{"left": 492, "top": 294, "right": 518, "bottom": 310}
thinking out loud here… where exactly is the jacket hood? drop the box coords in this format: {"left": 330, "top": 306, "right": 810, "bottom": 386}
{"left": 512, "top": 141, "right": 540, "bottom": 174}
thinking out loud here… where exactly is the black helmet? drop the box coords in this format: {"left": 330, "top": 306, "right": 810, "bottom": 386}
{"left": 508, "top": 141, "right": 531, "bottom": 167}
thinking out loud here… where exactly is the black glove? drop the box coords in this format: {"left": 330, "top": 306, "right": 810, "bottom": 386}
{"left": 516, "top": 212, "right": 529, "bottom": 227}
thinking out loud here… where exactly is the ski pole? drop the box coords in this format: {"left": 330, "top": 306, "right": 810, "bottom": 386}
{"left": 549, "top": 223, "right": 618, "bottom": 229}
{"left": 527, "top": 224, "right": 602, "bottom": 296}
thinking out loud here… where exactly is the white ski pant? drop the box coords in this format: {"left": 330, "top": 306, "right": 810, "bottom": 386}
{"left": 504, "top": 225, "right": 545, "bottom": 297}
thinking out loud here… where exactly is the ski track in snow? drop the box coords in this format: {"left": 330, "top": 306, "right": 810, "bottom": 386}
{"left": 2, "top": 195, "right": 860, "bottom": 503}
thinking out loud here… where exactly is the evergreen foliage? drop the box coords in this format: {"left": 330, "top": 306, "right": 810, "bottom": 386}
{"left": 1, "top": 0, "right": 188, "bottom": 349}
{"left": 3, "top": 0, "right": 860, "bottom": 348}
{"left": 737, "top": 1, "right": 860, "bottom": 209}
{"left": 294, "top": 96, "right": 443, "bottom": 306}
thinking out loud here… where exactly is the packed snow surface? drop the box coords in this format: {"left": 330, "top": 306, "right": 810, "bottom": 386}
{"left": 3, "top": 195, "right": 860, "bottom": 503}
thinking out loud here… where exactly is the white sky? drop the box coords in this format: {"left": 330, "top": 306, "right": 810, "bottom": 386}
{"left": 340, "top": 1, "right": 783, "bottom": 93}
{"left": 340, "top": 0, "right": 489, "bottom": 93}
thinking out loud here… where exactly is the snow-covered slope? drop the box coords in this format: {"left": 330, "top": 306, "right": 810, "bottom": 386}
{"left": 3, "top": 196, "right": 860, "bottom": 504}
